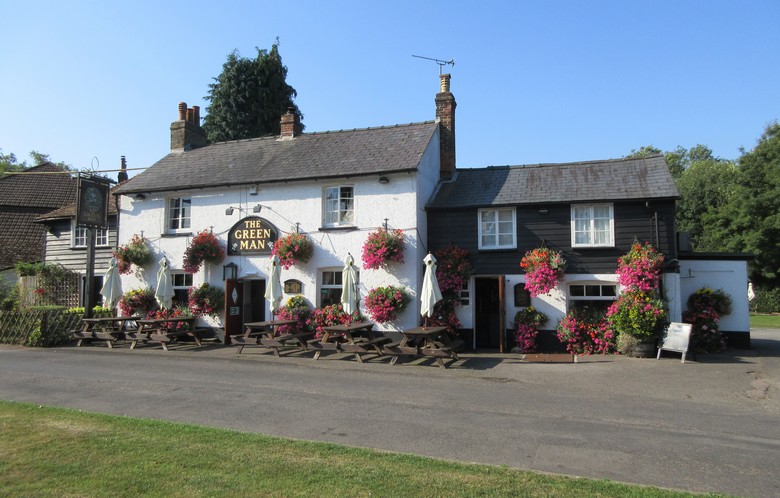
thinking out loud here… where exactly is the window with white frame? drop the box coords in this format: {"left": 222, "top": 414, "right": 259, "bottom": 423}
{"left": 323, "top": 186, "right": 354, "bottom": 227}
{"left": 171, "top": 272, "right": 193, "bottom": 307}
{"left": 568, "top": 282, "right": 617, "bottom": 312}
{"left": 72, "top": 223, "right": 109, "bottom": 247}
{"left": 478, "top": 208, "right": 516, "bottom": 249}
{"left": 167, "top": 197, "right": 191, "bottom": 232}
{"left": 319, "top": 268, "right": 359, "bottom": 307}
{"left": 571, "top": 204, "right": 614, "bottom": 247}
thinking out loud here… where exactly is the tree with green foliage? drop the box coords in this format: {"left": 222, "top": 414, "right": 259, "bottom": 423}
{"left": 1, "top": 149, "right": 72, "bottom": 175}
{"left": 203, "top": 42, "right": 303, "bottom": 143}
{"left": 702, "top": 122, "right": 780, "bottom": 286}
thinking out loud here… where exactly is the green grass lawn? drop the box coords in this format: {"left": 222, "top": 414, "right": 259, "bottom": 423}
{"left": 750, "top": 313, "right": 780, "bottom": 329}
{"left": 0, "top": 401, "right": 717, "bottom": 498}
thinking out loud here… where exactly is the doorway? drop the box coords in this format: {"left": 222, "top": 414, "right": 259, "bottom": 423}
{"left": 224, "top": 278, "right": 266, "bottom": 341}
{"left": 242, "top": 279, "right": 266, "bottom": 324}
{"left": 474, "top": 277, "right": 503, "bottom": 350}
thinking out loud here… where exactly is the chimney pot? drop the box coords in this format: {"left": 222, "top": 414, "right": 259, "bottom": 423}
{"left": 439, "top": 73, "right": 451, "bottom": 93}
{"left": 118, "top": 156, "right": 128, "bottom": 183}
{"left": 171, "top": 100, "right": 208, "bottom": 152}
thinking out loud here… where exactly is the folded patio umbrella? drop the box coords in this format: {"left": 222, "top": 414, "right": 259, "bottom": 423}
{"left": 420, "top": 253, "right": 443, "bottom": 318}
{"left": 341, "top": 253, "right": 358, "bottom": 315}
{"left": 100, "top": 257, "right": 123, "bottom": 311}
{"left": 265, "top": 254, "right": 283, "bottom": 316}
{"left": 155, "top": 257, "right": 174, "bottom": 310}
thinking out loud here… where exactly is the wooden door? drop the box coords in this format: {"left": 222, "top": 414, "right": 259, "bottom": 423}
{"left": 223, "top": 279, "right": 242, "bottom": 343}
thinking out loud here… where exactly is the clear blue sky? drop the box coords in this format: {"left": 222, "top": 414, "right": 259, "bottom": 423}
{"left": 1, "top": 1, "right": 778, "bottom": 177}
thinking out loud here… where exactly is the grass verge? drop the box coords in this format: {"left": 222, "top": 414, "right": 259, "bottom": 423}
{"left": 0, "top": 400, "right": 718, "bottom": 497}
{"left": 750, "top": 313, "right": 780, "bottom": 329}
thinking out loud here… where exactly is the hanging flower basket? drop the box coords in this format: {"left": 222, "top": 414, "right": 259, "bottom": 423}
{"left": 183, "top": 230, "right": 225, "bottom": 274}
{"left": 272, "top": 232, "right": 313, "bottom": 270}
{"left": 433, "top": 244, "right": 473, "bottom": 297}
{"left": 361, "top": 228, "right": 405, "bottom": 270}
{"left": 188, "top": 283, "right": 225, "bottom": 317}
{"left": 114, "top": 234, "right": 153, "bottom": 274}
{"left": 616, "top": 241, "right": 664, "bottom": 292}
{"left": 364, "top": 285, "right": 411, "bottom": 323}
{"left": 520, "top": 246, "right": 566, "bottom": 297}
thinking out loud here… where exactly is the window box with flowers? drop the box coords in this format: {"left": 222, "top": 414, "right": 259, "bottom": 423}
{"left": 272, "top": 232, "right": 313, "bottom": 270}
{"left": 183, "top": 230, "right": 225, "bottom": 274}
{"left": 364, "top": 285, "right": 411, "bottom": 323}
{"left": 616, "top": 241, "right": 664, "bottom": 292}
{"left": 114, "top": 234, "right": 153, "bottom": 275}
{"left": 187, "top": 283, "right": 224, "bottom": 318}
{"left": 361, "top": 228, "right": 405, "bottom": 270}
{"left": 520, "top": 246, "right": 566, "bottom": 297}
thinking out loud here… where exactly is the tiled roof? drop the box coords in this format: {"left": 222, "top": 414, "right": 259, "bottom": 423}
{"left": 0, "top": 163, "right": 79, "bottom": 269}
{"left": 427, "top": 155, "right": 679, "bottom": 209}
{"left": 115, "top": 121, "right": 439, "bottom": 195}
{"left": 0, "top": 163, "right": 78, "bottom": 208}
{"left": 0, "top": 208, "right": 48, "bottom": 269}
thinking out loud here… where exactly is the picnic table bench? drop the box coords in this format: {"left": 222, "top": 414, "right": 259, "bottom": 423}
{"left": 384, "top": 326, "right": 463, "bottom": 368}
{"left": 72, "top": 315, "right": 142, "bottom": 348}
{"left": 234, "top": 319, "right": 311, "bottom": 356}
{"left": 320, "top": 321, "right": 388, "bottom": 363}
{"left": 126, "top": 317, "right": 200, "bottom": 351}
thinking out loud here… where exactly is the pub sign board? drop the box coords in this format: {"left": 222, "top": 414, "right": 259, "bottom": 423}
{"left": 227, "top": 217, "right": 278, "bottom": 255}
{"left": 76, "top": 174, "right": 111, "bottom": 229}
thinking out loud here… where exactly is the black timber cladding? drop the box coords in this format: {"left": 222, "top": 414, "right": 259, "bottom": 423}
{"left": 115, "top": 121, "right": 439, "bottom": 195}
{"left": 426, "top": 155, "right": 679, "bottom": 275}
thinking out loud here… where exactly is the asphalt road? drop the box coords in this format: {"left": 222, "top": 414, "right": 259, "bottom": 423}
{"left": 1, "top": 329, "right": 779, "bottom": 497}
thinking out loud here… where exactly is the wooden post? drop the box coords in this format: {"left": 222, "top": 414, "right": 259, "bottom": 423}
{"left": 83, "top": 228, "right": 96, "bottom": 318}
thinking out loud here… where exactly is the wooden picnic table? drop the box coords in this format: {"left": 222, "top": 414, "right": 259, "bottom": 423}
{"left": 126, "top": 317, "right": 200, "bottom": 351}
{"left": 72, "top": 315, "right": 142, "bottom": 348}
{"left": 384, "top": 326, "right": 464, "bottom": 368}
{"left": 319, "top": 321, "right": 389, "bottom": 363}
{"left": 233, "top": 319, "right": 311, "bottom": 356}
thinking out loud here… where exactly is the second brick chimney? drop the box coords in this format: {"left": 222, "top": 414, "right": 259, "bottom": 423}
{"left": 279, "top": 107, "right": 301, "bottom": 140}
{"left": 435, "top": 73, "right": 456, "bottom": 180}
{"left": 170, "top": 102, "right": 208, "bottom": 152}
{"left": 118, "top": 156, "right": 128, "bottom": 183}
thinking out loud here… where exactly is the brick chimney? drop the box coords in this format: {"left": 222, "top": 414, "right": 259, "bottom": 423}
{"left": 279, "top": 107, "right": 301, "bottom": 140}
{"left": 435, "top": 73, "right": 456, "bottom": 180}
{"left": 117, "top": 156, "right": 128, "bottom": 183}
{"left": 170, "top": 102, "right": 208, "bottom": 152}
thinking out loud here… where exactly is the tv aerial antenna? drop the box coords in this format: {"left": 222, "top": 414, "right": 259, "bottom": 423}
{"left": 412, "top": 54, "right": 455, "bottom": 74}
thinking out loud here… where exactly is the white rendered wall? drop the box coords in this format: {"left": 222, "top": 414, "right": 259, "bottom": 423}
{"left": 118, "top": 142, "right": 440, "bottom": 331}
{"left": 679, "top": 259, "right": 750, "bottom": 333}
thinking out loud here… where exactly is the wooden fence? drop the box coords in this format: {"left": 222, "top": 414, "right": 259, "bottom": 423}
{"left": 0, "top": 310, "right": 82, "bottom": 346}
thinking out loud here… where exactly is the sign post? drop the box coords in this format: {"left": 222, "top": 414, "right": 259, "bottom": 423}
{"left": 76, "top": 174, "right": 112, "bottom": 318}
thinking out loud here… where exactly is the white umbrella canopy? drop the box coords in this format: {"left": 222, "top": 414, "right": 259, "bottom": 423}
{"left": 265, "top": 254, "right": 283, "bottom": 316}
{"left": 341, "top": 253, "right": 358, "bottom": 315}
{"left": 100, "top": 257, "right": 123, "bottom": 311}
{"left": 420, "top": 253, "right": 443, "bottom": 318}
{"left": 155, "top": 257, "right": 175, "bottom": 310}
